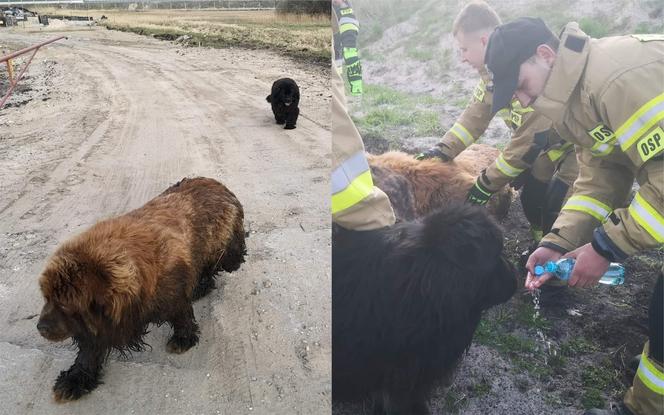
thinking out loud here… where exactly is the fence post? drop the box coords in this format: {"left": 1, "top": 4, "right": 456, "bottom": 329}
{"left": 6, "top": 59, "right": 14, "bottom": 83}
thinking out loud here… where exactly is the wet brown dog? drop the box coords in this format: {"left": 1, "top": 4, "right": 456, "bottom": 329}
{"left": 368, "top": 144, "right": 513, "bottom": 220}
{"left": 37, "top": 177, "right": 246, "bottom": 402}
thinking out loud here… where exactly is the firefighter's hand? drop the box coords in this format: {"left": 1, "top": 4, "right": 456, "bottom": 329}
{"left": 415, "top": 148, "right": 451, "bottom": 161}
{"left": 349, "top": 80, "right": 363, "bottom": 96}
{"left": 466, "top": 180, "right": 492, "bottom": 205}
{"left": 562, "top": 243, "right": 610, "bottom": 288}
{"left": 525, "top": 246, "right": 563, "bottom": 291}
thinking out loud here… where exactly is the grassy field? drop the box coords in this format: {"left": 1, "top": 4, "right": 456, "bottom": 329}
{"left": 349, "top": 0, "right": 664, "bottom": 144}
{"left": 32, "top": 8, "right": 331, "bottom": 63}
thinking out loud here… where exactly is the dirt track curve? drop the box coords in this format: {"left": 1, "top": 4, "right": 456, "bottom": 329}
{"left": 0, "top": 28, "right": 331, "bottom": 415}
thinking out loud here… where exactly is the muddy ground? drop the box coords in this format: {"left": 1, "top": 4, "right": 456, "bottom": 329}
{"left": 0, "top": 27, "right": 330, "bottom": 414}
{"left": 335, "top": 0, "right": 663, "bottom": 413}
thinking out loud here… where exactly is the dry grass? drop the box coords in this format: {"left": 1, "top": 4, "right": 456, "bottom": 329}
{"left": 32, "top": 8, "right": 331, "bottom": 63}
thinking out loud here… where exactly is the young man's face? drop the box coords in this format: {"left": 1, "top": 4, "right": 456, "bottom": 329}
{"left": 454, "top": 30, "right": 490, "bottom": 71}
{"left": 513, "top": 48, "right": 556, "bottom": 107}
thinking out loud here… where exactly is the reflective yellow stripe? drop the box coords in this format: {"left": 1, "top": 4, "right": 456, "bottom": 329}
{"left": 339, "top": 23, "right": 359, "bottom": 34}
{"left": 449, "top": 122, "right": 474, "bottom": 147}
{"left": 338, "top": 16, "right": 359, "bottom": 27}
{"left": 590, "top": 140, "right": 615, "bottom": 156}
{"left": 547, "top": 142, "right": 574, "bottom": 162}
{"left": 616, "top": 92, "right": 664, "bottom": 150}
{"left": 629, "top": 192, "right": 664, "bottom": 243}
{"left": 637, "top": 350, "right": 664, "bottom": 395}
{"left": 343, "top": 47, "right": 358, "bottom": 59}
{"left": 495, "top": 154, "right": 525, "bottom": 177}
{"left": 331, "top": 170, "right": 374, "bottom": 214}
{"left": 562, "top": 195, "right": 612, "bottom": 222}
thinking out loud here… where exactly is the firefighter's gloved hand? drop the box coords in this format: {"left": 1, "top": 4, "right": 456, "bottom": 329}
{"left": 415, "top": 148, "right": 451, "bottom": 162}
{"left": 348, "top": 78, "right": 363, "bottom": 95}
{"left": 345, "top": 60, "right": 363, "bottom": 95}
{"left": 466, "top": 180, "right": 493, "bottom": 205}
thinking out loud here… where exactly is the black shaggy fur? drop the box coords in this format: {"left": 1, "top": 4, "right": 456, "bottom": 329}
{"left": 332, "top": 204, "right": 517, "bottom": 414}
{"left": 266, "top": 77, "right": 300, "bottom": 129}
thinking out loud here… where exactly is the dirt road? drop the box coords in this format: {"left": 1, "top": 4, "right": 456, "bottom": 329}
{"left": 0, "top": 28, "right": 330, "bottom": 414}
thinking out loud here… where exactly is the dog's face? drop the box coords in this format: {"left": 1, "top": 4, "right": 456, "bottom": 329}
{"left": 37, "top": 300, "right": 78, "bottom": 341}
{"left": 37, "top": 255, "right": 112, "bottom": 341}
{"left": 280, "top": 85, "right": 297, "bottom": 106}
{"left": 480, "top": 255, "right": 518, "bottom": 308}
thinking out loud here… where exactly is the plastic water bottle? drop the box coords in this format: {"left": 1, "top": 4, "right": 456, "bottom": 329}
{"left": 534, "top": 258, "right": 625, "bottom": 285}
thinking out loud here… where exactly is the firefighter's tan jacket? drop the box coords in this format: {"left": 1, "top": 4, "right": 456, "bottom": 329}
{"left": 535, "top": 23, "right": 664, "bottom": 259}
{"left": 436, "top": 70, "right": 573, "bottom": 192}
{"left": 331, "top": 62, "right": 395, "bottom": 230}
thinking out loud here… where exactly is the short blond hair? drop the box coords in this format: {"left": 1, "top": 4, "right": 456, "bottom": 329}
{"left": 452, "top": 1, "right": 502, "bottom": 36}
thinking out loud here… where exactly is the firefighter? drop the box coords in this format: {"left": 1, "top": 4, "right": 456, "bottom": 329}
{"left": 485, "top": 16, "right": 664, "bottom": 415}
{"left": 331, "top": 48, "right": 395, "bottom": 230}
{"left": 417, "top": 1, "right": 578, "bottom": 242}
{"left": 332, "top": 0, "right": 363, "bottom": 96}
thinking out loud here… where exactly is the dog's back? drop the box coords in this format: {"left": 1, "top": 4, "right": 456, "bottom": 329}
{"left": 140, "top": 176, "right": 246, "bottom": 281}
{"left": 368, "top": 146, "right": 514, "bottom": 220}
{"left": 43, "top": 177, "right": 246, "bottom": 318}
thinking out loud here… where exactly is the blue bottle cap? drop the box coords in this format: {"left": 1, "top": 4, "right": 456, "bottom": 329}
{"left": 534, "top": 265, "right": 544, "bottom": 276}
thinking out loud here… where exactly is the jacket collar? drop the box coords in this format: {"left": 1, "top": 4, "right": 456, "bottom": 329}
{"left": 533, "top": 22, "right": 590, "bottom": 121}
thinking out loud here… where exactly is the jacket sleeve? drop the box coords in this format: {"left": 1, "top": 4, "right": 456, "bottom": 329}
{"left": 436, "top": 80, "right": 493, "bottom": 159}
{"left": 480, "top": 112, "right": 553, "bottom": 192}
{"left": 598, "top": 163, "right": 663, "bottom": 260}
{"left": 539, "top": 145, "right": 633, "bottom": 253}
{"left": 592, "top": 64, "right": 664, "bottom": 258}
{"left": 331, "top": 60, "right": 395, "bottom": 230}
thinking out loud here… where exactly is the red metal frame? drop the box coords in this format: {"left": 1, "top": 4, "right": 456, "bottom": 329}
{"left": 1, "top": 35, "right": 66, "bottom": 109}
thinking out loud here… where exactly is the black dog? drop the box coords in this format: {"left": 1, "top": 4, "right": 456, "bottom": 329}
{"left": 266, "top": 78, "right": 300, "bottom": 129}
{"left": 332, "top": 204, "right": 517, "bottom": 414}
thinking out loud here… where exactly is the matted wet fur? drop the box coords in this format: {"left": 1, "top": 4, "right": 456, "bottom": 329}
{"left": 266, "top": 77, "right": 300, "bottom": 129}
{"left": 368, "top": 144, "right": 514, "bottom": 221}
{"left": 36, "top": 177, "right": 246, "bottom": 402}
{"left": 332, "top": 204, "right": 517, "bottom": 414}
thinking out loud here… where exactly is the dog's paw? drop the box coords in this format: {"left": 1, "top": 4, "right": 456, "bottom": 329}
{"left": 166, "top": 333, "right": 199, "bottom": 354}
{"left": 284, "top": 125, "right": 296, "bottom": 130}
{"left": 276, "top": 119, "right": 286, "bottom": 125}
{"left": 53, "top": 369, "right": 100, "bottom": 402}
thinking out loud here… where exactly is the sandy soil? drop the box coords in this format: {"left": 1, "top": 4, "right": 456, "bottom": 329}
{"left": 0, "top": 27, "right": 330, "bottom": 414}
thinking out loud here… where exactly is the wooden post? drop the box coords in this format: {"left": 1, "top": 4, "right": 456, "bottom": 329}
{"left": 6, "top": 59, "right": 14, "bottom": 84}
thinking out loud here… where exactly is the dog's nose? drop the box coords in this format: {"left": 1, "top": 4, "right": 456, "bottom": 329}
{"left": 37, "top": 320, "right": 49, "bottom": 335}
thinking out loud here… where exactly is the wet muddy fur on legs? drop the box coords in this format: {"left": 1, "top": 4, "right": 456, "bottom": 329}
{"left": 332, "top": 204, "right": 517, "bottom": 414}
{"left": 37, "top": 177, "right": 246, "bottom": 402}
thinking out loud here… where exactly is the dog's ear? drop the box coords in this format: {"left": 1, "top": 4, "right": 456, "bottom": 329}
{"left": 39, "top": 253, "right": 95, "bottom": 312}
{"left": 96, "top": 258, "right": 141, "bottom": 325}
{"left": 41, "top": 249, "right": 141, "bottom": 326}
{"left": 266, "top": 95, "right": 272, "bottom": 103}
